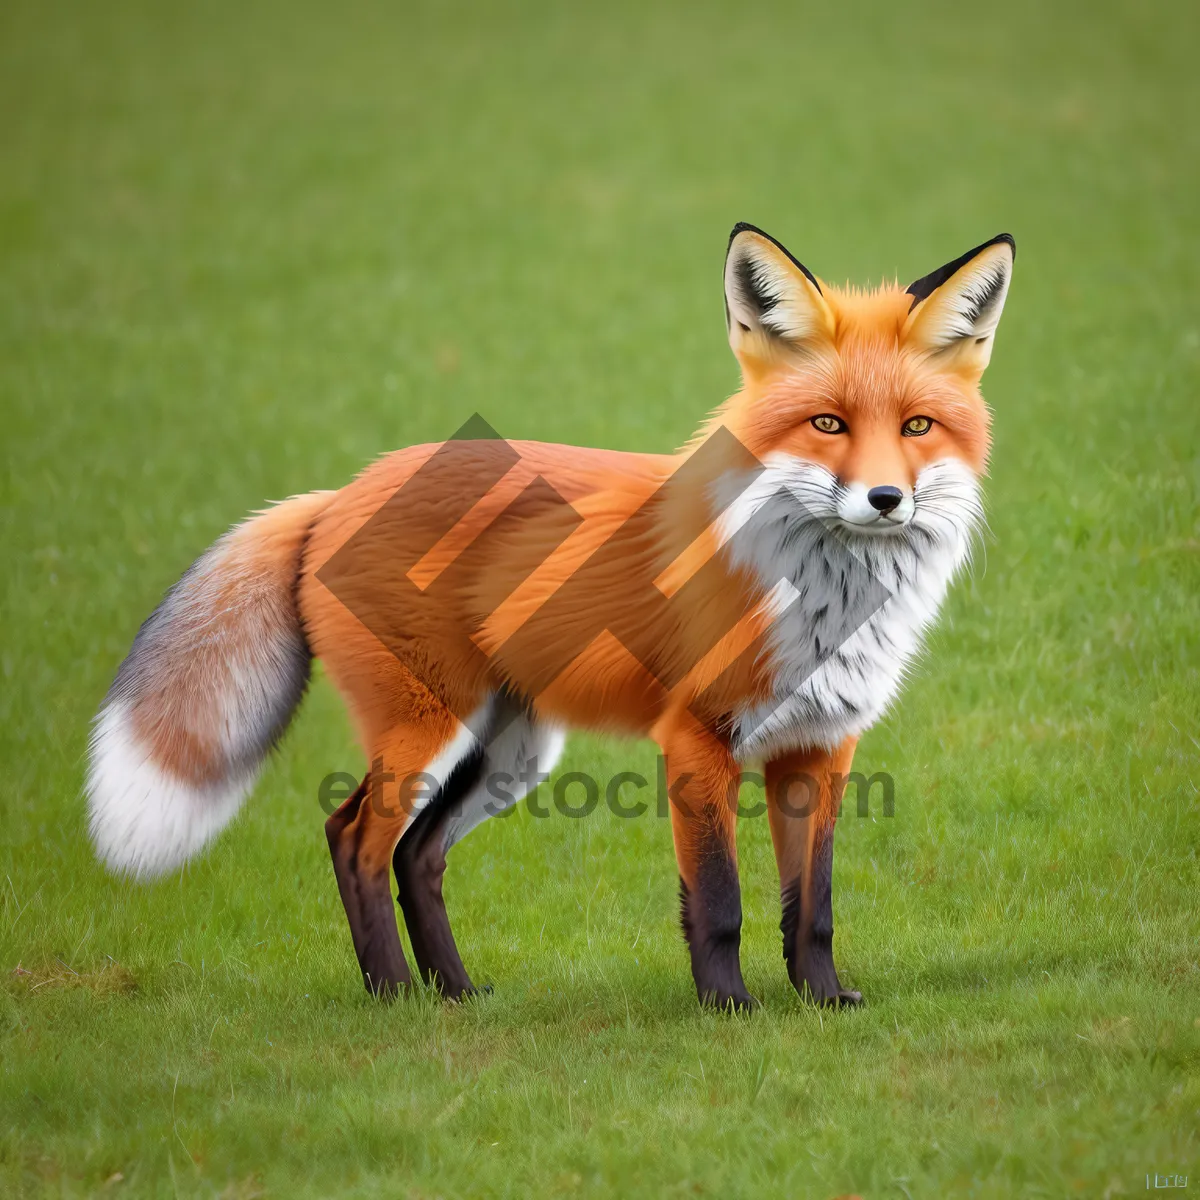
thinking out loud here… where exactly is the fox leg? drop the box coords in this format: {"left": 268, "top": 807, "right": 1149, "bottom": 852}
{"left": 765, "top": 738, "right": 861, "bottom": 1007}
{"left": 656, "top": 713, "right": 753, "bottom": 1011}
{"left": 392, "top": 743, "right": 484, "bottom": 1001}
{"left": 325, "top": 773, "right": 411, "bottom": 997}
{"left": 394, "top": 696, "right": 565, "bottom": 999}
{"left": 325, "top": 718, "right": 471, "bottom": 998}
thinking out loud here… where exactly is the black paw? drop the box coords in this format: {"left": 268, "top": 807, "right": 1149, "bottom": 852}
{"left": 440, "top": 981, "right": 492, "bottom": 1004}
{"left": 825, "top": 987, "right": 862, "bottom": 1008}
{"left": 798, "top": 981, "right": 862, "bottom": 1009}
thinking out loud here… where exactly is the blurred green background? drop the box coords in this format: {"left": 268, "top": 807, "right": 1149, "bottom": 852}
{"left": 1, "top": 0, "right": 1197, "bottom": 1195}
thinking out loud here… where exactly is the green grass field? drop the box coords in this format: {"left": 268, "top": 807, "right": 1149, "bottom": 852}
{"left": 2, "top": 0, "right": 1199, "bottom": 1195}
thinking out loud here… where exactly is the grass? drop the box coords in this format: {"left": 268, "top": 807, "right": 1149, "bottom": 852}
{"left": 1, "top": 0, "right": 1199, "bottom": 1194}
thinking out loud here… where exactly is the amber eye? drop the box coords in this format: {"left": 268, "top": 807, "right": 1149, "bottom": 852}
{"left": 902, "top": 415, "right": 933, "bottom": 437}
{"left": 811, "top": 414, "right": 847, "bottom": 434}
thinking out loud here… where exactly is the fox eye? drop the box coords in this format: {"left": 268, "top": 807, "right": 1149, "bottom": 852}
{"left": 902, "top": 415, "right": 933, "bottom": 437}
{"left": 811, "top": 414, "right": 847, "bottom": 434}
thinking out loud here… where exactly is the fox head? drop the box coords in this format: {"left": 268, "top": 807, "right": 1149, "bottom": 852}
{"left": 714, "top": 223, "right": 1013, "bottom": 542}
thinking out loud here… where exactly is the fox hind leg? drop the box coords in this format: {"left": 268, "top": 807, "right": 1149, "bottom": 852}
{"left": 325, "top": 715, "right": 476, "bottom": 998}
{"left": 393, "top": 693, "right": 565, "bottom": 999}
{"left": 392, "top": 745, "right": 484, "bottom": 1000}
{"left": 325, "top": 772, "right": 412, "bottom": 998}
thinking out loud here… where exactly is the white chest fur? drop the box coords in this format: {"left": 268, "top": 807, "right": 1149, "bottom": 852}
{"left": 714, "top": 455, "right": 981, "bottom": 760}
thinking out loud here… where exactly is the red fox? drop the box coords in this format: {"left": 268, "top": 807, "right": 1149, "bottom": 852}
{"left": 87, "top": 225, "right": 1013, "bottom": 1010}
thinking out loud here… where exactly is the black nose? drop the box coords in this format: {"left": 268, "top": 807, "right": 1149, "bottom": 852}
{"left": 867, "top": 485, "right": 904, "bottom": 514}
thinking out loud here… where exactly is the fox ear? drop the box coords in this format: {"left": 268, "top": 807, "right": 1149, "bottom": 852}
{"left": 724, "top": 223, "right": 833, "bottom": 368}
{"left": 903, "top": 234, "right": 1015, "bottom": 374}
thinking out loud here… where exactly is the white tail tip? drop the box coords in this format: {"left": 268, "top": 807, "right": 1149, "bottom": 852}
{"left": 86, "top": 702, "right": 253, "bottom": 880}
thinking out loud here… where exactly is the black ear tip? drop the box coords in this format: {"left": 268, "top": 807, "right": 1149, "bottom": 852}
{"left": 992, "top": 232, "right": 1016, "bottom": 260}
{"left": 728, "top": 221, "right": 767, "bottom": 249}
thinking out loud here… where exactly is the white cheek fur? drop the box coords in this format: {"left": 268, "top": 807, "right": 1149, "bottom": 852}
{"left": 715, "top": 454, "right": 983, "bottom": 758}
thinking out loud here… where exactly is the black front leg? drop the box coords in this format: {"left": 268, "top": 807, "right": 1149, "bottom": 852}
{"left": 678, "top": 841, "right": 755, "bottom": 1011}
{"left": 779, "top": 815, "right": 861, "bottom": 1007}
{"left": 766, "top": 742, "right": 862, "bottom": 1007}
{"left": 660, "top": 722, "right": 755, "bottom": 1011}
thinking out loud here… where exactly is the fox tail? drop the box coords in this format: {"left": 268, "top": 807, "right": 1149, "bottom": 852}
{"left": 86, "top": 491, "right": 331, "bottom": 878}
